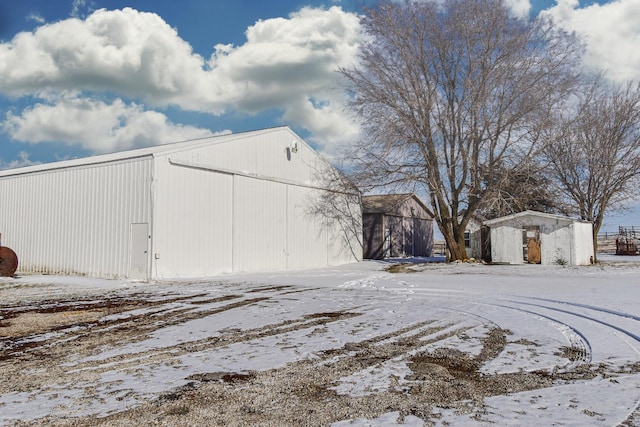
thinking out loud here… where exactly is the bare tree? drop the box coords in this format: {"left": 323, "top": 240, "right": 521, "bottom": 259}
{"left": 341, "top": 0, "right": 579, "bottom": 260}
{"left": 477, "top": 160, "right": 560, "bottom": 220}
{"left": 306, "top": 164, "right": 364, "bottom": 262}
{"left": 545, "top": 78, "right": 640, "bottom": 260}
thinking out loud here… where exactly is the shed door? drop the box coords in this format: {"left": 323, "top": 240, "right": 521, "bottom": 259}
{"left": 130, "top": 223, "right": 149, "bottom": 279}
{"left": 523, "top": 226, "right": 541, "bottom": 264}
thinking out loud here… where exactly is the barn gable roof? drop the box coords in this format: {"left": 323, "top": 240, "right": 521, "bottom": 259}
{"left": 0, "top": 126, "right": 302, "bottom": 177}
{"left": 483, "top": 210, "right": 590, "bottom": 227}
{"left": 362, "top": 193, "right": 430, "bottom": 216}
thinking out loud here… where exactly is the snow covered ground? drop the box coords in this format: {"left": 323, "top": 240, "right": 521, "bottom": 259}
{"left": 1, "top": 256, "right": 640, "bottom": 425}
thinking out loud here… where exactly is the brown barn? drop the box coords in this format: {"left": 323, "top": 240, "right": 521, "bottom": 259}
{"left": 362, "top": 194, "right": 434, "bottom": 259}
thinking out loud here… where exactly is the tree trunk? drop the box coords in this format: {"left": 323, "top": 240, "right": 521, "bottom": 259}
{"left": 443, "top": 227, "right": 468, "bottom": 261}
{"left": 591, "top": 217, "right": 603, "bottom": 264}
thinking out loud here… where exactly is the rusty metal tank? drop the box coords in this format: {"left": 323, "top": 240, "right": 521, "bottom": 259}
{"left": 0, "top": 246, "right": 18, "bottom": 277}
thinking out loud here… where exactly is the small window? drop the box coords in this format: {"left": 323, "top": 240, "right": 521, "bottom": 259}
{"left": 464, "top": 230, "right": 471, "bottom": 248}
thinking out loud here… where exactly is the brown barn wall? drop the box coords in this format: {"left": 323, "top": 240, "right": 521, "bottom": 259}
{"left": 363, "top": 213, "right": 384, "bottom": 259}
{"left": 362, "top": 195, "right": 434, "bottom": 259}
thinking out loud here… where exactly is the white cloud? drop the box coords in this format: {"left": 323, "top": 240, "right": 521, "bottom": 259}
{"left": 8, "top": 1, "right": 640, "bottom": 160}
{"left": 0, "top": 8, "right": 209, "bottom": 108}
{"left": 541, "top": 0, "right": 640, "bottom": 83}
{"left": 2, "top": 97, "right": 218, "bottom": 153}
{"left": 70, "top": 0, "right": 96, "bottom": 19}
{"left": 504, "top": 0, "right": 531, "bottom": 19}
{"left": 0, "top": 151, "right": 39, "bottom": 170}
{"left": 0, "top": 6, "right": 362, "bottom": 154}
{"left": 280, "top": 96, "right": 359, "bottom": 159}
{"left": 391, "top": 0, "right": 532, "bottom": 18}
{"left": 209, "top": 6, "right": 362, "bottom": 156}
{"left": 26, "top": 13, "right": 45, "bottom": 24}
{"left": 209, "top": 6, "right": 361, "bottom": 111}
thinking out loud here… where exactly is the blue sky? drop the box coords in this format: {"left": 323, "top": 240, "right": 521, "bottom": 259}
{"left": 1, "top": 0, "right": 639, "bottom": 230}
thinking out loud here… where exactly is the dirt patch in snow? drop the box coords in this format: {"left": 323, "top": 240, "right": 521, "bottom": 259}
{"left": 45, "top": 326, "right": 606, "bottom": 427}
{"left": 1, "top": 279, "right": 638, "bottom": 426}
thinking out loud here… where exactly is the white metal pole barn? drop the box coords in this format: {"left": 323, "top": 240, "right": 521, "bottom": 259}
{"left": 0, "top": 127, "right": 362, "bottom": 280}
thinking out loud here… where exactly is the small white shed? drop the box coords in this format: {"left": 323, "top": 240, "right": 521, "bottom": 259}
{"left": 463, "top": 216, "right": 485, "bottom": 261}
{"left": 484, "top": 210, "right": 594, "bottom": 266}
{"left": 0, "top": 127, "right": 362, "bottom": 279}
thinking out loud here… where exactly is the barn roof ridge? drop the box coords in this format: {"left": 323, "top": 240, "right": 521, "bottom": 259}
{"left": 0, "top": 126, "right": 294, "bottom": 177}
{"left": 362, "top": 193, "right": 429, "bottom": 214}
{"left": 483, "top": 209, "right": 591, "bottom": 226}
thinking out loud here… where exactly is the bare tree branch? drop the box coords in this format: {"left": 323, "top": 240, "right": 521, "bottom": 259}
{"left": 341, "top": 0, "right": 579, "bottom": 260}
{"left": 545, "top": 77, "right": 640, "bottom": 260}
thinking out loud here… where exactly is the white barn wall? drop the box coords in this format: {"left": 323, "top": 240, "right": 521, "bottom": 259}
{"left": 1, "top": 127, "right": 361, "bottom": 279}
{"left": 0, "top": 158, "right": 152, "bottom": 278}
{"left": 157, "top": 127, "right": 362, "bottom": 276}
{"left": 327, "top": 219, "right": 361, "bottom": 265}
{"left": 286, "top": 187, "right": 330, "bottom": 269}
{"left": 572, "top": 222, "right": 595, "bottom": 265}
{"left": 540, "top": 220, "right": 572, "bottom": 265}
{"left": 232, "top": 176, "right": 287, "bottom": 272}
{"left": 167, "top": 128, "right": 322, "bottom": 184}
{"left": 326, "top": 194, "right": 363, "bottom": 265}
{"left": 151, "top": 159, "right": 234, "bottom": 278}
{"left": 490, "top": 226, "right": 524, "bottom": 264}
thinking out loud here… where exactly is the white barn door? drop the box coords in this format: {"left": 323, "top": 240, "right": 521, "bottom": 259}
{"left": 129, "top": 223, "right": 149, "bottom": 280}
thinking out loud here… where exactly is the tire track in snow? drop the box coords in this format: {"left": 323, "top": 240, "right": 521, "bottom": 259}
{"left": 496, "top": 297, "right": 640, "bottom": 362}
{"left": 379, "top": 282, "right": 640, "bottom": 425}
{"left": 381, "top": 286, "right": 593, "bottom": 366}
{"left": 379, "top": 286, "right": 594, "bottom": 372}
{"left": 471, "top": 295, "right": 640, "bottom": 371}
{"left": 480, "top": 302, "right": 592, "bottom": 367}
{"left": 1, "top": 284, "right": 343, "bottom": 421}
{"left": 515, "top": 296, "right": 640, "bottom": 322}
{"left": 0, "top": 294, "right": 263, "bottom": 360}
{"left": 498, "top": 296, "right": 640, "bottom": 423}
{"left": 386, "top": 284, "right": 640, "bottom": 366}
{"left": 507, "top": 300, "right": 640, "bottom": 348}
{"left": 71, "top": 309, "right": 363, "bottom": 372}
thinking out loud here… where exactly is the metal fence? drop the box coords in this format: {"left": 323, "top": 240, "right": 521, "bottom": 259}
{"left": 598, "top": 227, "right": 640, "bottom": 240}
{"left": 619, "top": 226, "right": 640, "bottom": 239}
{"left": 598, "top": 232, "right": 621, "bottom": 240}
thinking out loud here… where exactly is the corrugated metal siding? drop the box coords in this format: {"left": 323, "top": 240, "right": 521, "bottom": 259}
{"left": 232, "top": 175, "right": 287, "bottom": 272}
{"left": 286, "top": 186, "right": 330, "bottom": 269}
{"left": 1, "top": 127, "right": 361, "bottom": 279}
{"left": 232, "top": 181, "right": 360, "bottom": 272}
{"left": 362, "top": 196, "right": 433, "bottom": 260}
{"left": 412, "top": 217, "right": 434, "bottom": 257}
{"left": 326, "top": 194, "right": 363, "bottom": 265}
{"left": 485, "top": 212, "right": 594, "bottom": 266}
{"left": 152, "top": 159, "right": 233, "bottom": 278}
{"left": 572, "top": 222, "right": 594, "bottom": 265}
{"left": 159, "top": 127, "right": 361, "bottom": 275}
{"left": 0, "top": 158, "right": 152, "bottom": 278}
{"left": 491, "top": 226, "right": 524, "bottom": 264}
{"left": 169, "top": 127, "right": 323, "bottom": 185}
{"left": 362, "top": 213, "right": 382, "bottom": 259}
{"left": 386, "top": 216, "right": 405, "bottom": 257}
{"left": 541, "top": 224, "right": 570, "bottom": 265}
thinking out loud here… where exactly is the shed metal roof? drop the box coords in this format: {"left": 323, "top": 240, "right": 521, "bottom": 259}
{"left": 362, "top": 193, "right": 430, "bottom": 215}
{"left": 483, "top": 210, "right": 590, "bottom": 226}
